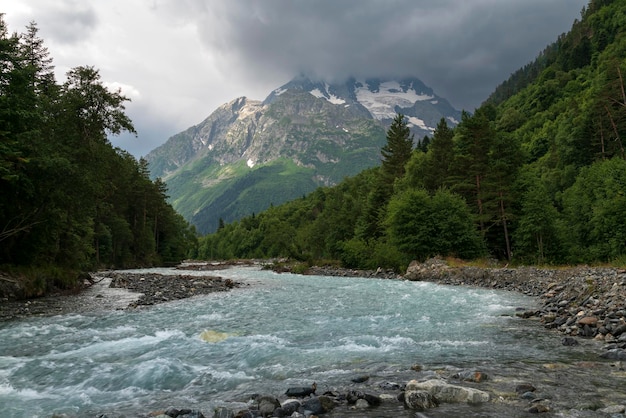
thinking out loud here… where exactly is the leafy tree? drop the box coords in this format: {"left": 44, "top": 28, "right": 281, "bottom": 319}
{"left": 386, "top": 188, "right": 484, "bottom": 261}
{"left": 513, "top": 171, "right": 565, "bottom": 264}
{"left": 484, "top": 132, "right": 523, "bottom": 260}
{"left": 562, "top": 157, "right": 626, "bottom": 262}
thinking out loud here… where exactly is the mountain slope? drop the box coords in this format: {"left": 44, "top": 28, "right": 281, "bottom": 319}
{"left": 146, "top": 76, "right": 462, "bottom": 234}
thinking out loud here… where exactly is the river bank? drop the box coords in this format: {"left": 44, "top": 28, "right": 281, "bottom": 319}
{"left": 0, "top": 264, "right": 245, "bottom": 321}
{"left": 403, "top": 258, "right": 626, "bottom": 357}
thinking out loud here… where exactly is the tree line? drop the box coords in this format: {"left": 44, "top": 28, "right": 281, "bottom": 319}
{"left": 0, "top": 17, "right": 195, "bottom": 295}
{"left": 198, "top": 0, "right": 626, "bottom": 270}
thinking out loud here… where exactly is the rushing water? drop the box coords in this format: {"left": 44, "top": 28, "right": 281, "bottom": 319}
{"left": 0, "top": 266, "right": 620, "bottom": 417}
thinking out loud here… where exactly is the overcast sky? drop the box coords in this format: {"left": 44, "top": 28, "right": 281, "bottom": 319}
{"left": 3, "top": 0, "right": 588, "bottom": 157}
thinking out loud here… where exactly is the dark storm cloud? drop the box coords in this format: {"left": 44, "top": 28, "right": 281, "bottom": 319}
{"left": 193, "top": 0, "right": 588, "bottom": 110}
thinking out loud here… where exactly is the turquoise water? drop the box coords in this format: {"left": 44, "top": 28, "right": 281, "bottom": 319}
{"left": 0, "top": 267, "right": 601, "bottom": 417}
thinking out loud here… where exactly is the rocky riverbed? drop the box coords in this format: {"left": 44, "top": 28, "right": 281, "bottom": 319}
{"left": 2, "top": 261, "right": 626, "bottom": 417}
{"left": 404, "top": 258, "right": 626, "bottom": 359}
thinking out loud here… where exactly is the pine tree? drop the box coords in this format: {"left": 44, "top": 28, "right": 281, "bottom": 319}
{"left": 381, "top": 113, "right": 414, "bottom": 182}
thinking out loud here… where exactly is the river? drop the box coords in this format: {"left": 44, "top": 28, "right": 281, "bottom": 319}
{"left": 0, "top": 266, "right": 623, "bottom": 417}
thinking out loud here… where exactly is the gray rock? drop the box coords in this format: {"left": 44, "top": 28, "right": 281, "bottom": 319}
{"left": 256, "top": 395, "right": 280, "bottom": 416}
{"left": 406, "top": 379, "right": 490, "bottom": 404}
{"left": 280, "top": 399, "right": 301, "bottom": 415}
{"left": 600, "top": 348, "right": 626, "bottom": 360}
{"left": 302, "top": 397, "right": 325, "bottom": 415}
{"left": 404, "top": 389, "right": 439, "bottom": 410}
{"left": 599, "top": 404, "right": 626, "bottom": 414}
{"left": 285, "top": 382, "right": 316, "bottom": 397}
{"left": 515, "top": 383, "right": 536, "bottom": 394}
{"left": 562, "top": 336, "right": 579, "bottom": 346}
{"left": 355, "top": 398, "right": 370, "bottom": 409}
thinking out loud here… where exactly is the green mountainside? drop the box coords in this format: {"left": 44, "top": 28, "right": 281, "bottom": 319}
{"left": 198, "top": 0, "right": 626, "bottom": 268}
{"left": 146, "top": 77, "right": 461, "bottom": 234}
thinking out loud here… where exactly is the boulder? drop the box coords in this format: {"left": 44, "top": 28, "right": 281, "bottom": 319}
{"left": 600, "top": 348, "right": 626, "bottom": 360}
{"left": 256, "top": 395, "right": 280, "bottom": 416}
{"left": 406, "top": 379, "right": 490, "bottom": 404}
{"left": 302, "top": 395, "right": 335, "bottom": 415}
{"left": 404, "top": 389, "right": 439, "bottom": 410}
{"left": 562, "top": 336, "right": 579, "bottom": 346}
{"left": 285, "top": 382, "right": 316, "bottom": 397}
{"left": 280, "top": 399, "right": 301, "bottom": 416}
{"left": 355, "top": 399, "right": 370, "bottom": 409}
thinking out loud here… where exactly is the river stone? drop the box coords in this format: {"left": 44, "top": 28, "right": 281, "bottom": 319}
{"left": 302, "top": 396, "right": 334, "bottom": 414}
{"left": 562, "top": 336, "right": 579, "bottom": 346}
{"left": 404, "top": 389, "right": 439, "bottom": 410}
{"left": 613, "top": 324, "right": 626, "bottom": 337}
{"left": 355, "top": 399, "right": 370, "bottom": 409}
{"left": 600, "top": 348, "right": 626, "bottom": 360}
{"left": 406, "top": 379, "right": 490, "bottom": 404}
{"left": 285, "top": 383, "right": 317, "bottom": 397}
{"left": 256, "top": 395, "right": 280, "bottom": 416}
{"left": 379, "top": 394, "right": 397, "bottom": 403}
{"left": 578, "top": 316, "right": 598, "bottom": 326}
{"left": 600, "top": 404, "right": 626, "bottom": 414}
{"left": 346, "top": 390, "right": 363, "bottom": 404}
{"left": 515, "top": 383, "right": 536, "bottom": 394}
{"left": 280, "top": 399, "right": 301, "bottom": 415}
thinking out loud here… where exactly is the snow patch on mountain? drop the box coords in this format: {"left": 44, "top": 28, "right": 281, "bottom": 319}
{"left": 309, "top": 87, "right": 346, "bottom": 105}
{"left": 355, "top": 80, "right": 433, "bottom": 120}
{"left": 407, "top": 116, "right": 432, "bottom": 132}
{"left": 273, "top": 87, "right": 287, "bottom": 96}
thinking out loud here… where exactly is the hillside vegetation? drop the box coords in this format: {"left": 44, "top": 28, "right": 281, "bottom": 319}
{"left": 0, "top": 18, "right": 196, "bottom": 296}
{"left": 199, "top": 0, "right": 626, "bottom": 270}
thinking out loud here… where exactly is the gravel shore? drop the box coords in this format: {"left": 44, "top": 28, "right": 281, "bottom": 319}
{"left": 0, "top": 266, "right": 243, "bottom": 321}
{"left": 403, "top": 258, "right": 626, "bottom": 358}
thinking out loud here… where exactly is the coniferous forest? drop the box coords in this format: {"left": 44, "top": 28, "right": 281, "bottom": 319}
{"left": 0, "top": 17, "right": 196, "bottom": 295}
{"left": 199, "top": 0, "right": 626, "bottom": 270}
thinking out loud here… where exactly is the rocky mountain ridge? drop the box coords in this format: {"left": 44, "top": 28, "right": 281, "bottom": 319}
{"left": 145, "top": 75, "right": 463, "bottom": 234}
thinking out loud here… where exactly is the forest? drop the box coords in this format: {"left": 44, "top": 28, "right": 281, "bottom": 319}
{"left": 0, "top": 17, "right": 196, "bottom": 296}
{"left": 198, "top": 0, "right": 626, "bottom": 271}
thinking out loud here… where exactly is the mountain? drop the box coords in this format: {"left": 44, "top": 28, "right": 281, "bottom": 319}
{"left": 146, "top": 75, "right": 462, "bottom": 234}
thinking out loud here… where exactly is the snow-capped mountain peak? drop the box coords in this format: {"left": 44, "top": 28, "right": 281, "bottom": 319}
{"left": 265, "top": 75, "right": 462, "bottom": 139}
